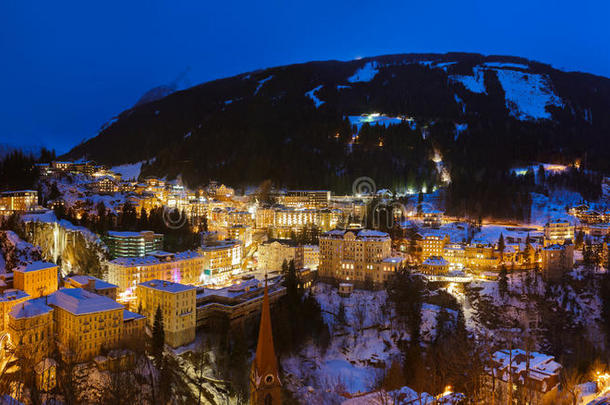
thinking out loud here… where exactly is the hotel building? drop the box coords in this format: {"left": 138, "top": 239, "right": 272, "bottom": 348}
{"left": 137, "top": 280, "right": 196, "bottom": 347}
{"left": 107, "top": 250, "right": 204, "bottom": 293}
{"left": 319, "top": 229, "right": 403, "bottom": 285}
{"left": 13, "top": 261, "right": 58, "bottom": 298}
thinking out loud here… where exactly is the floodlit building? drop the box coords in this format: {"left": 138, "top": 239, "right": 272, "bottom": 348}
{"left": 199, "top": 240, "right": 243, "bottom": 285}
{"left": 544, "top": 219, "right": 574, "bottom": 244}
{"left": 421, "top": 256, "right": 449, "bottom": 275}
{"left": 8, "top": 298, "right": 54, "bottom": 361}
{"left": 64, "top": 275, "right": 119, "bottom": 301}
{"left": 279, "top": 190, "right": 330, "bottom": 209}
{"left": 443, "top": 243, "right": 466, "bottom": 269}
{"left": 302, "top": 244, "right": 320, "bottom": 270}
{"left": 227, "top": 224, "right": 253, "bottom": 247}
{"left": 196, "top": 278, "right": 285, "bottom": 329}
{"left": 0, "top": 190, "right": 38, "bottom": 211}
{"left": 0, "top": 289, "right": 29, "bottom": 331}
{"left": 47, "top": 288, "right": 125, "bottom": 362}
{"left": 13, "top": 261, "right": 58, "bottom": 299}
{"left": 257, "top": 240, "right": 300, "bottom": 272}
{"left": 419, "top": 231, "right": 450, "bottom": 261}
{"left": 107, "top": 250, "right": 204, "bottom": 293}
{"left": 319, "top": 229, "right": 403, "bottom": 285}
{"left": 422, "top": 210, "right": 444, "bottom": 228}
{"left": 137, "top": 280, "right": 196, "bottom": 347}
{"left": 105, "top": 230, "right": 164, "bottom": 258}
{"left": 465, "top": 241, "right": 499, "bottom": 270}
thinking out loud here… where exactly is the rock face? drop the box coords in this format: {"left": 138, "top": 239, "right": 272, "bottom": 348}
{"left": 24, "top": 220, "right": 108, "bottom": 278}
{"left": 62, "top": 52, "right": 610, "bottom": 189}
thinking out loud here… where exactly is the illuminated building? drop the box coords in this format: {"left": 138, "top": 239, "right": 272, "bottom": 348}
{"left": 8, "top": 298, "right": 54, "bottom": 361}
{"left": 421, "top": 256, "right": 449, "bottom": 275}
{"left": 105, "top": 230, "right": 164, "bottom": 258}
{"left": 544, "top": 219, "right": 574, "bottom": 244}
{"left": 196, "top": 278, "right": 285, "bottom": 329}
{"left": 443, "top": 243, "right": 465, "bottom": 268}
{"left": 422, "top": 210, "right": 444, "bottom": 228}
{"left": 0, "top": 289, "right": 30, "bottom": 331}
{"left": 137, "top": 280, "right": 196, "bottom": 347}
{"left": 91, "top": 175, "right": 119, "bottom": 194}
{"left": 227, "top": 225, "right": 253, "bottom": 247}
{"left": 199, "top": 240, "right": 243, "bottom": 285}
{"left": 0, "top": 190, "right": 38, "bottom": 211}
{"left": 419, "top": 231, "right": 450, "bottom": 261}
{"left": 227, "top": 210, "right": 254, "bottom": 227}
{"left": 319, "top": 229, "right": 403, "bottom": 285}
{"left": 464, "top": 242, "right": 499, "bottom": 270}
{"left": 279, "top": 190, "right": 330, "bottom": 209}
{"left": 47, "top": 288, "right": 125, "bottom": 362}
{"left": 64, "top": 275, "right": 119, "bottom": 301}
{"left": 107, "top": 250, "right": 204, "bottom": 293}
{"left": 255, "top": 205, "right": 275, "bottom": 229}
{"left": 302, "top": 244, "right": 320, "bottom": 270}
{"left": 13, "top": 261, "right": 58, "bottom": 298}
{"left": 257, "top": 240, "right": 300, "bottom": 271}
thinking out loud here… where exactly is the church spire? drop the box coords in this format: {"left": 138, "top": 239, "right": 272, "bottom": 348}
{"left": 250, "top": 275, "right": 282, "bottom": 404}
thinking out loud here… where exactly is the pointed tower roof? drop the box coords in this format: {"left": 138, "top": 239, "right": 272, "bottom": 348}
{"left": 252, "top": 276, "right": 279, "bottom": 381}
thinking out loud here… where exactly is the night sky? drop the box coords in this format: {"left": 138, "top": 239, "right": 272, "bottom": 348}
{"left": 1, "top": 0, "right": 608, "bottom": 153}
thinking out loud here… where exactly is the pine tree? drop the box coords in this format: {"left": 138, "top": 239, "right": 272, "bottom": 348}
{"left": 337, "top": 301, "right": 347, "bottom": 325}
{"left": 499, "top": 265, "right": 508, "bottom": 298}
{"left": 152, "top": 305, "right": 165, "bottom": 363}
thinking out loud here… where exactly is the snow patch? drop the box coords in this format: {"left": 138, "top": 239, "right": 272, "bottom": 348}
{"left": 254, "top": 75, "right": 273, "bottom": 94}
{"left": 495, "top": 69, "right": 563, "bottom": 120}
{"left": 305, "top": 85, "right": 325, "bottom": 108}
{"left": 348, "top": 62, "right": 379, "bottom": 83}
{"left": 450, "top": 67, "right": 486, "bottom": 93}
{"left": 111, "top": 161, "right": 146, "bottom": 181}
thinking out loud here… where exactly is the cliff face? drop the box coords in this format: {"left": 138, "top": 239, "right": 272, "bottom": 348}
{"left": 24, "top": 220, "right": 108, "bottom": 278}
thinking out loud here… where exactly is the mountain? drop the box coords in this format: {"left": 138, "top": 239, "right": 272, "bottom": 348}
{"left": 63, "top": 52, "right": 610, "bottom": 195}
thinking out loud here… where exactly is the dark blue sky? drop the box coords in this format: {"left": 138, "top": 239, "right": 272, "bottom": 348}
{"left": 1, "top": 0, "right": 608, "bottom": 154}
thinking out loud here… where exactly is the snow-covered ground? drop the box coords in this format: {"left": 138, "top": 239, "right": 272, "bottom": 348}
{"left": 348, "top": 62, "right": 379, "bottom": 83}
{"left": 450, "top": 64, "right": 563, "bottom": 121}
{"left": 284, "top": 284, "right": 457, "bottom": 399}
{"left": 495, "top": 69, "right": 563, "bottom": 120}
{"left": 111, "top": 160, "right": 146, "bottom": 181}
{"left": 450, "top": 66, "right": 486, "bottom": 94}
{"left": 305, "top": 85, "right": 325, "bottom": 108}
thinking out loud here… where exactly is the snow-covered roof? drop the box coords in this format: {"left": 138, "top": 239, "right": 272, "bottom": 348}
{"left": 9, "top": 298, "right": 53, "bottom": 319}
{"left": 13, "top": 261, "right": 57, "bottom": 273}
{"left": 107, "top": 230, "right": 157, "bottom": 238}
{"left": 138, "top": 279, "right": 196, "bottom": 294}
{"left": 491, "top": 349, "right": 561, "bottom": 384}
{"left": 47, "top": 288, "right": 123, "bottom": 315}
{"left": 109, "top": 250, "right": 201, "bottom": 267}
{"left": 423, "top": 256, "right": 448, "bottom": 266}
{"left": 123, "top": 309, "right": 145, "bottom": 321}
{"left": 322, "top": 229, "right": 390, "bottom": 240}
{"left": 0, "top": 289, "right": 29, "bottom": 302}
{"left": 65, "top": 275, "right": 117, "bottom": 290}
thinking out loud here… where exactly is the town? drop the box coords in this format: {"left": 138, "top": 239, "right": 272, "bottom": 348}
{"left": 0, "top": 157, "right": 607, "bottom": 404}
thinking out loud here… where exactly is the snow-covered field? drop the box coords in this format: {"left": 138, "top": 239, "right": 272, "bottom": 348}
{"left": 450, "top": 64, "right": 563, "bottom": 121}
{"left": 111, "top": 160, "right": 147, "bottom": 180}
{"left": 348, "top": 62, "right": 379, "bottom": 83}
{"left": 495, "top": 69, "right": 563, "bottom": 120}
